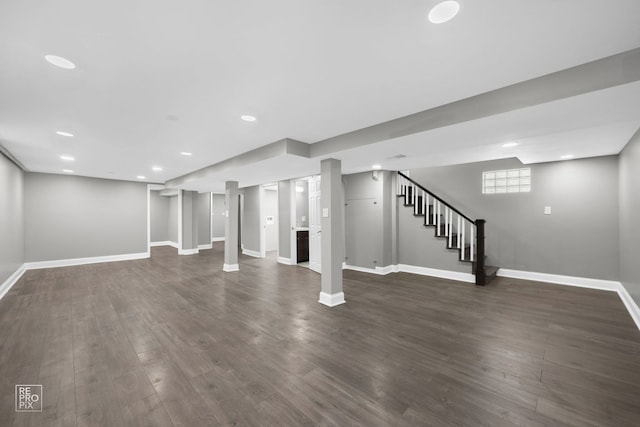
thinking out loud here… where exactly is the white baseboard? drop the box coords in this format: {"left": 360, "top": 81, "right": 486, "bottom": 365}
{"left": 178, "top": 248, "right": 199, "bottom": 255}
{"left": 342, "top": 263, "right": 392, "bottom": 276}
{"left": 497, "top": 268, "right": 620, "bottom": 291}
{"left": 151, "top": 241, "right": 179, "bottom": 249}
{"left": 223, "top": 263, "right": 239, "bottom": 272}
{"left": 25, "top": 252, "right": 150, "bottom": 270}
{"left": 198, "top": 244, "right": 213, "bottom": 250}
{"left": 212, "top": 237, "right": 225, "bottom": 242}
{"left": 278, "top": 257, "right": 295, "bottom": 265}
{"left": 0, "top": 264, "right": 27, "bottom": 301}
{"left": 342, "top": 262, "right": 475, "bottom": 283}
{"left": 319, "top": 291, "right": 346, "bottom": 307}
{"left": 397, "top": 264, "right": 475, "bottom": 283}
{"left": 242, "top": 249, "right": 262, "bottom": 258}
{"left": 150, "top": 241, "right": 173, "bottom": 247}
{"left": 618, "top": 285, "right": 640, "bottom": 330}
{"left": 498, "top": 268, "right": 640, "bottom": 330}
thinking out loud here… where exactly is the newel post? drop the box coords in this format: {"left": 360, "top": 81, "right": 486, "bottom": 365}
{"left": 475, "top": 219, "right": 486, "bottom": 286}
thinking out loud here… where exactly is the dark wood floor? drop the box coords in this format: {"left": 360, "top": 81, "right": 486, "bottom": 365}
{"left": 1, "top": 243, "right": 639, "bottom": 426}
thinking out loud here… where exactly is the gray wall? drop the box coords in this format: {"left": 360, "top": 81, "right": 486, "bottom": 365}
{"left": 343, "top": 171, "right": 394, "bottom": 269}
{"left": 0, "top": 154, "right": 24, "bottom": 285}
{"left": 241, "top": 186, "right": 261, "bottom": 253}
{"left": 197, "top": 192, "right": 211, "bottom": 246}
{"left": 619, "top": 128, "right": 640, "bottom": 306}
{"left": 295, "top": 181, "right": 309, "bottom": 227}
{"left": 168, "top": 195, "right": 179, "bottom": 244}
{"left": 24, "top": 173, "right": 147, "bottom": 262}
{"left": 150, "top": 190, "right": 169, "bottom": 242}
{"left": 264, "top": 189, "right": 278, "bottom": 251}
{"left": 408, "top": 156, "right": 620, "bottom": 280}
{"left": 278, "top": 181, "right": 291, "bottom": 259}
{"left": 211, "top": 194, "right": 225, "bottom": 239}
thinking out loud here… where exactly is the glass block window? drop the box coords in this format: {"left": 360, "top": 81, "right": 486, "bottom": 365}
{"left": 482, "top": 168, "right": 531, "bottom": 194}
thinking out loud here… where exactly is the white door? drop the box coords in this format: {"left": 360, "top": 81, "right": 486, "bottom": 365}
{"left": 308, "top": 176, "right": 321, "bottom": 273}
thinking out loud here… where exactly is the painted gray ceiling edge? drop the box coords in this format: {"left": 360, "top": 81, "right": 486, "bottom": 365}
{"left": 310, "top": 48, "right": 640, "bottom": 157}
{"left": 166, "top": 138, "right": 309, "bottom": 188}
{"left": 169, "top": 48, "right": 640, "bottom": 189}
{"left": 0, "top": 145, "right": 27, "bottom": 171}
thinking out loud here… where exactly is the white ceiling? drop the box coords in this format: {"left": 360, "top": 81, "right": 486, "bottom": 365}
{"left": 1, "top": 0, "right": 640, "bottom": 191}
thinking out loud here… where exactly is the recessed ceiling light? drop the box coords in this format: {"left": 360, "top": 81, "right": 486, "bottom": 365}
{"left": 180, "top": 152, "right": 192, "bottom": 156}
{"left": 241, "top": 115, "right": 257, "bottom": 122}
{"left": 152, "top": 166, "right": 163, "bottom": 172}
{"left": 428, "top": 1, "right": 460, "bottom": 24}
{"left": 56, "top": 131, "right": 74, "bottom": 137}
{"left": 137, "top": 175, "right": 146, "bottom": 180}
{"left": 560, "top": 154, "right": 574, "bottom": 160}
{"left": 502, "top": 142, "right": 519, "bottom": 148}
{"left": 372, "top": 164, "right": 382, "bottom": 170}
{"left": 45, "top": 55, "right": 76, "bottom": 70}
{"left": 62, "top": 169, "right": 74, "bottom": 173}
{"left": 60, "top": 154, "right": 75, "bottom": 161}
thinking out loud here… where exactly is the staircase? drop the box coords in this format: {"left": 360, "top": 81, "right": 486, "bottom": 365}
{"left": 397, "top": 171, "right": 498, "bottom": 285}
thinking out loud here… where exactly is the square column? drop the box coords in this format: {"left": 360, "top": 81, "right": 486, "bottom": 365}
{"left": 179, "top": 190, "right": 199, "bottom": 255}
{"left": 319, "top": 158, "right": 345, "bottom": 307}
{"left": 223, "top": 181, "right": 239, "bottom": 272}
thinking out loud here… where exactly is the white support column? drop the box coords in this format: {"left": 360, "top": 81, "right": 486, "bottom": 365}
{"left": 319, "top": 159, "right": 345, "bottom": 307}
{"left": 223, "top": 181, "right": 240, "bottom": 272}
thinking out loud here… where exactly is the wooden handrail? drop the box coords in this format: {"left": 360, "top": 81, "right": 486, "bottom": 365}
{"left": 398, "top": 171, "right": 487, "bottom": 286}
{"left": 398, "top": 171, "right": 475, "bottom": 225}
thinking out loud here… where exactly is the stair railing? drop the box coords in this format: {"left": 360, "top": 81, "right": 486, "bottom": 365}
{"left": 397, "top": 171, "right": 486, "bottom": 286}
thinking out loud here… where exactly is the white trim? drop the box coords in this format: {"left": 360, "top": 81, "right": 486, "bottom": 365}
{"left": 618, "top": 284, "right": 640, "bottom": 330}
{"left": 198, "top": 244, "right": 213, "bottom": 250}
{"left": 259, "top": 185, "right": 266, "bottom": 258}
{"left": 278, "top": 256, "right": 295, "bottom": 265}
{"left": 242, "top": 248, "right": 262, "bottom": 258}
{"left": 290, "top": 179, "right": 297, "bottom": 265}
{"left": 178, "top": 190, "right": 183, "bottom": 250}
{"left": 498, "top": 268, "right": 640, "bottom": 330}
{"left": 223, "top": 263, "right": 239, "bottom": 272}
{"left": 150, "top": 241, "right": 177, "bottom": 247}
{"left": 397, "top": 264, "right": 475, "bottom": 283}
{"left": 146, "top": 184, "right": 151, "bottom": 254}
{"left": 342, "top": 262, "right": 475, "bottom": 283}
{"left": 212, "top": 237, "right": 225, "bottom": 242}
{"left": 319, "top": 291, "right": 346, "bottom": 307}
{"left": 178, "top": 248, "right": 199, "bottom": 256}
{"left": 497, "top": 269, "right": 620, "bottom": 291}
{"left": 342, "top": 263, "right": 394, "bottom": 275}
{"left": 25, "top": 252, "right": 149, "bottom": 270}
{"left": 0, "top": 264, "right": 27, "bottom": 301}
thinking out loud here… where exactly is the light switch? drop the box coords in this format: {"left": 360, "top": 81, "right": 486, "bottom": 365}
{"left": 544, "top": 206, "right": 551, "bottom": 215}
{"left": 322, "top": 208, "right": 329, "bottom": 218}
{"left": 301, "top": 216, "right": 306, "bottom": 222}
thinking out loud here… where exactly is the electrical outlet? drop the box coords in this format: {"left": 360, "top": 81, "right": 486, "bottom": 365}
{"left": 544, "top": 206, "right": 551, "bottom": 215}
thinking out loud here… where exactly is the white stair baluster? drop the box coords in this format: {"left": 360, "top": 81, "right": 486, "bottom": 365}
{"left": 470, "top": 225, "right": 475, "bottom": 262}
{"left": 436, "top": 202, "right": 441, "bottom": 236}
{"left": 448, "top": 210, "right": 453, "bottom": 247}
{"left": 457, "top": 216, "right": 461, "bottom": 249}
{"left": 461, "top": 221, "right": 466, "bottom": 260}
{"left": 444, "top": 206, "right": 448, "bottom": 236}
{"left": 425, "top": 194, "right": 429, "bottom": 224}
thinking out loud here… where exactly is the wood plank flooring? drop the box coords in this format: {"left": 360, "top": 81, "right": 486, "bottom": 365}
{"left": 1, "top": 243, "right": 639, "bottom": 426}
